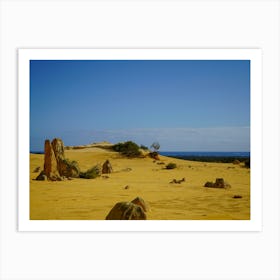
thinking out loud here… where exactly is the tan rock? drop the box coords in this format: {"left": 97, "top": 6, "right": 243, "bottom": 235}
{"left": 105, "top": 202, "right": 146, "bottom": 220}
{"left": 102, "top": 159, "right": 113, "bottom": 174}
{"left": 43, "top": 139, "right": 61, "bottom": 180}
{"left": 131, "top": 196, "right": 149, "bottom": 212}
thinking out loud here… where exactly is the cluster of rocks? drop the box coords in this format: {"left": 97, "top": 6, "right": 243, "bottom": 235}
{"left": 204, "top": 178, "right": 231, "bottom": 189}
{"left": 36, "top": 138, "right": 80, "bottom": 181}
{"left": 106, "top": 197, "right": 148, "bottom": 220}
{"left": 35, "top": 138, "right": 115, "bottom": 181}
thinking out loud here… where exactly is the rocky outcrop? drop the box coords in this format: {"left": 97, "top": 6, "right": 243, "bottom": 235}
{"left": 36, "top": 138, "right": 80, "bottom": 181}
{"left": 105, "top": 197, "right": 149, "bottom": 219}
{"left": 204, "top": 178, "right": 231, "bottom": 189}
{"left": 105, "top": 202, "right": 146, "bottom": 220}
{"left": 102, "top": 159, "right": 113, "bottom": 174}
{"left": 43, "top": 139, "right": 61, "bottom": 181}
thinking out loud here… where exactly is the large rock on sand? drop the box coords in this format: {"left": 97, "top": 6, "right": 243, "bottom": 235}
{"left": 36, "top": 138, "right": 80, "bottom": 181}
{"left": 204, "top": 178, "right": 231, "bottom": 189}
{"left": 106, "top": 202, "right": 147, "bottom": 220}
{"left": 102, "top": 159, "right": 113, "bottom": 174}
{"left": 43, "top": 139, "right": 61, "bottom": 181}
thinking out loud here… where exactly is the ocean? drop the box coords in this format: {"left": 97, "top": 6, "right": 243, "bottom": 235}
{"left": 160, "top": 151, "right": 250, "bottom": 157}
{"left": 159, "top": 151, "right": 250, "bottom": 163}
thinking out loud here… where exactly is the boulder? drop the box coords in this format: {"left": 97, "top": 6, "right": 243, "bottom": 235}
{"left": 102, "top": 159, "right": 113, "bottom": 174}
{"left": 204, "top": 178, "right": 231, "bottom": 189}
{"left": 106, "top": 202, "right": 146, "bottom": 220}
{"left": 131, "top": 196, "right": 149, "bottom": 212}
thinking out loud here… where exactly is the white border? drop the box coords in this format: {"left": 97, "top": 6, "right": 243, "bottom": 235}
{"left": 18, "top": 49, "right": 262, "bottom": 231}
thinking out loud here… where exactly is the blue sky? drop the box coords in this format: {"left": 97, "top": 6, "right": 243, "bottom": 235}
{"left": 30, "top": 60, "right": 250, "bottom": 151}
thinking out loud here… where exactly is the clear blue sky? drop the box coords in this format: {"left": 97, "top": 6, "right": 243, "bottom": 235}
{"left": 30, "top": 60, "right": 250, "bottom": 151}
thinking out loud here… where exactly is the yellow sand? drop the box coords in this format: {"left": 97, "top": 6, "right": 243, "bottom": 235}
{"left": 30, "top": 147, "right": 250, "bottom": 220}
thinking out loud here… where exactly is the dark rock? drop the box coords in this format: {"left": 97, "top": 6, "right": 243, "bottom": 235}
{"left": 170, "top": 177, "right": 185, "bottom": 184}
{"left": 35, "top": 171, "right": 48, "bottom": 181}
{"left": 204, "top": 182, "right": 214, "bottom": 188}
{"left": 105, "top": 202, "right": 146, "bottom": 220}
{"left": 233, "top": 195, "right": 242, "bottom": 199}
{"left": 204, "top": 178, "right": 231, "bottom": 189}
{"left": 215, "top": 178, "right": 226, "bottom": 188}
{"left": 124, "top": 185, "right": 129, "bottom": 189}
{"left": 102, "top": 159, "right": 113, "bottom": 174}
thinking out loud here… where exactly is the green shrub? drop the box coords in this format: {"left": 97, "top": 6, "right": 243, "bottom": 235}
{"left": 80, "top": 165, "right": 101, "bottom": 179}
{"left": 140, "top": 144, "right": 149, "bottom": 150}
{"left": 112, "top": 141, "right": 141, "bottom": 157}
{"left": 166, "top": 162, "right": 177, "bottom": 169}
{"left": 60, "top": 159, "right": 80, "bottom": 177}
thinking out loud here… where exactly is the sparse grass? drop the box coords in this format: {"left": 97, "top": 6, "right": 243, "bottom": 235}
{"left": 80, "top": 165, "right": 101, "bottom": 179}
{"left": 166, "top": 162, "right": 177, "bottom": 169}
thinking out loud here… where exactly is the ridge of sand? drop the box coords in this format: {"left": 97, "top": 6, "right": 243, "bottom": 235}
{"left": 30, "top": 147, "right": 250, "bottom": 220}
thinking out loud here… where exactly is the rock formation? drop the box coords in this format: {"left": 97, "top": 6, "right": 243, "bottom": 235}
{"left": 204, "top": 178, "right": 231, "bottom": 189}
{"left": 36, "top": 138, "right": 80, "bottom": 181}
{"left": 105, "top": 202, "right": 146, "bottom": 220}
{"left": 42, "top": 139, "right": 61, "bottom": 181}
{"left": 102, "top": 159, "right": 113, "bottom": 174}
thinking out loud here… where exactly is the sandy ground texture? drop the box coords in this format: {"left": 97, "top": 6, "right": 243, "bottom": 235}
{"left": 30, "top": 146, "right": 250, "bottom": 220}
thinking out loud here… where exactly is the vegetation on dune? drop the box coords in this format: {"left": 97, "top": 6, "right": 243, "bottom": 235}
{"left": 79, "top": 165, "right": 101, "bottom": 179}
{"left": 140, "top": 144, "right": 149, "bottom": 151}
{"left": 61, "top": 159, "right": 80, "bottom": 173}
{"left": 166, "top": 162, "right": 177, "bottom": 169}
{"left": 112, "top": 141, "right": 141, "bottom": 157}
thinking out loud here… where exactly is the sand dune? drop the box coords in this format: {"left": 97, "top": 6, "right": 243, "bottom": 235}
{"left": 30, "top": 146, "right": 250, "bottom": 220}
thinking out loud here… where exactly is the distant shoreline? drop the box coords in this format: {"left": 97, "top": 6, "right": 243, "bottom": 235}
{"left": 30, "top": 150, "right": 250, "bottom": 163}
{"left": 160, "top": 151, "right": 249, "bottom": 163}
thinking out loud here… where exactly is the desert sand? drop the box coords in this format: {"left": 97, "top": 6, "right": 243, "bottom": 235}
{"left": 30, "top": 145, "right": 250, "bottom": 220}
